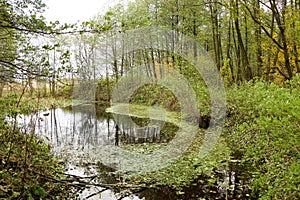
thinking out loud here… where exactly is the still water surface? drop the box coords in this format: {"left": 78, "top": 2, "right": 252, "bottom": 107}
{"left": 16, "top": 105, "right": 178, "bottom": 199}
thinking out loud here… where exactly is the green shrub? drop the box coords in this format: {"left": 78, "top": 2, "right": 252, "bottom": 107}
{"left": 225, "top": 79, "right": 300, "bottom": 199}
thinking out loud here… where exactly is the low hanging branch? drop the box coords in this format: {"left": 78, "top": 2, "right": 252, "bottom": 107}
{"left": 0, "top": 59, "right": 47, "bottom": 78}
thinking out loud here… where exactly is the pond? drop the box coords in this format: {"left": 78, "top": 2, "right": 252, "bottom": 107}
{"left": 15, "top": 104, "right": 178, "bottom": 199}
{"left": 13, "top": 104, "right": 252, "bottom": 199}
{"left": 17, "top": 105, "right": 177, "bottom": 156}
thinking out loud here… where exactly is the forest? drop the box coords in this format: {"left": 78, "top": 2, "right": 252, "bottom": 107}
{"left": 0, "top": 0, "right": 299, "bottom": 199}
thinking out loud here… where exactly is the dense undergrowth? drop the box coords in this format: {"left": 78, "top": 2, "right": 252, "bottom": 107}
{"left": 0, "top": 93, "right": 71, "bottom": 199}
{"left": 0, "top": 123, "right": 69, "bottom": 199}
{"left": 224, "top": 76, "right": 300, "bottom": 199}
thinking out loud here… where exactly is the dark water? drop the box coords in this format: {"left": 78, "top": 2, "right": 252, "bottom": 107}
{"left": 15, "top": 105, "right": 251, "bottom": 200}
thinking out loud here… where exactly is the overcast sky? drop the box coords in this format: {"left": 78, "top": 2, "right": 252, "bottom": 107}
{"left": 43, "top": 0, "right": 121, "bottom": 23}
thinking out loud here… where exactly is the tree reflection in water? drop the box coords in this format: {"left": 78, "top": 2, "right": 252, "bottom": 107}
{"left": 18, "top": 106, "right": 177, "bottom": 156}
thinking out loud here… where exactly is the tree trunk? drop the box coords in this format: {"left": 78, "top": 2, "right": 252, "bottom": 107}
{"left": 209, "top": 0, "right": 222, "bottom": 70}
{"left": 270, "top": 0, "right": 292, "bottom": 79}
{"left": 254, "top": 0, "right": 263, "bottom": 77}
{"left": 234, "top": 0, "right": 253, "bottom": 81}
{"left": 226, "top": 19, "right": 235, "bottom": 81}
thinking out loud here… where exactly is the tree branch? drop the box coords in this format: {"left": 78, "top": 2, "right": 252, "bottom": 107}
{"left": 0, "top": 59, "right": 48, "bottom": 78}
{"left": 0, "top": 23, "right": 105, "bottom": 35}
{"left": 243, "top": 2, "right": 283, "bottom": 50}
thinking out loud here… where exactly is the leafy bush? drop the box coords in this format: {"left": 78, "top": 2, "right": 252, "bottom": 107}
{"left": 56, "top": 84, "right": 73, "bottom": 98}
{"left": 129, "top": 84, "right": 181, "bottom": 111}
{"left": 95, "top": 78, "right": 115, "bottom": 102}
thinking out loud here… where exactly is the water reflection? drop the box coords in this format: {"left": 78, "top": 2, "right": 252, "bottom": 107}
{"left": 12, "top": 105, "right": 177, "bottom": 199}
{"left": 16, "top": 105, "right": 177, "bottom": 157}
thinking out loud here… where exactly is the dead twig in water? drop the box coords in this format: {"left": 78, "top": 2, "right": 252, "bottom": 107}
{"left": 84, "top": 188, "right": 108, "bottom": 199}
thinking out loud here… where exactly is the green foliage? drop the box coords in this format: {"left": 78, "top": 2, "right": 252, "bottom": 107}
{"left": 129, "top": 84, "right": 181, "bottom": 111}
{"left": 225, "top": 79, "right": 300, "bottom": 199}
{"left": 119, "top": 59, "right": 211, "bottom": 115}
{"left": 95, "top": 78, "right": 115, "bottom": 103}
{"left": 115, "top": 78, "right": 299, "bottom": 199}
{"left": 1, "top": 0, "right": 299, "bottom": 198}
{"left": 108, "top": 103, "right": 232, "bottom": 195}
{"left": 56, "top": 84, "right": 73, "bottom": 98}
{"left": 126, "top": 137, "right": 231, "bottom": 190}
{"left": 0, "top": 94, "right": 71, "bottom": 199}
{"left": 287, "top": 73, "right": 300, "bottom": 88}
{"left": 0, "top": 92, "right": 71, "bottom": 116}
{"left": 0, "top": 124, "right": 70, "bottom": 199}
